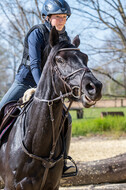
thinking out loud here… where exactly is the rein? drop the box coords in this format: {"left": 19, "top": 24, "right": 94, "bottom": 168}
{"left": 21, "top": 47, "right": 89, "bottom": 190}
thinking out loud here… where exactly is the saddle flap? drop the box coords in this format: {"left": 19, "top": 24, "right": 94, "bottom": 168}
{"left": 0, "top": 101, "right": 20, "bottom": 133}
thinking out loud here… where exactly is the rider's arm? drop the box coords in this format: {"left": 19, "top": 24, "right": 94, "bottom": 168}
{"left": 28, "top": 29, "right": 45, "bottom": 85}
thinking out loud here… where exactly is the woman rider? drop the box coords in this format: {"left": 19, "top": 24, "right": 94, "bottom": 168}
{"left": 0, "top": 0, "right": 77, "bottom": 178}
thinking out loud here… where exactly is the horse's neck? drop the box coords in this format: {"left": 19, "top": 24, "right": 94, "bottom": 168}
{"left": 24, "top": 66, "right": 63, "bottom": 155}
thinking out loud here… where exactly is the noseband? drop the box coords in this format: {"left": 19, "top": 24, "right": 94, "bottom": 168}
{"left": 22, "top": 47, "right": 89, "bottom": 190}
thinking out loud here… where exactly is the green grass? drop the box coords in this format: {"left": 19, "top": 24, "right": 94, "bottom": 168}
{"left": 70, "top": 107, "right": 126, "bottom": 137}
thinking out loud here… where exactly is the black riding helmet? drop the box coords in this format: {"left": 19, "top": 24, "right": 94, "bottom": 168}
{"left": 42, "top": 0, "right": 71, "bottom": 19}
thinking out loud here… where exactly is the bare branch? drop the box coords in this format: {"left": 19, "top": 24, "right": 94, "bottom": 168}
{"left": 117, "top": 0, "right": 126, "bottom": 24}
{"left": 0, "top": 2, "right": 20, "bottom": 33}
{"left": 15, "top": 0, "right": 30, "bottom": 29}
{"left": 92, "top": 68, "right": 125, "bottom": 88}
{"left": 34, "top": 0, "right": 41, "bottom": 20}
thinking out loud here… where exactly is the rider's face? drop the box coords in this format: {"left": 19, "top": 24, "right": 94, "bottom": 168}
{"left": 49, "top": 14, "right": 67, "bottom": 31}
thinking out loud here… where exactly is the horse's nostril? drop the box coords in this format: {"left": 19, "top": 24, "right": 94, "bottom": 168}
{"left": 86, "top": 83, "right": 96, "bottom": 95}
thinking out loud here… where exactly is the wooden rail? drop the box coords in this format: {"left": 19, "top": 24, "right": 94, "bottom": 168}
{"left": 101, "top": 111, "right": 124, "bottom": 117}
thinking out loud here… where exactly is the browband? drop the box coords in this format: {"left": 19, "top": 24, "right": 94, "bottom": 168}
{"left": 58, "top": 48, "right": 80, "bottom": 52}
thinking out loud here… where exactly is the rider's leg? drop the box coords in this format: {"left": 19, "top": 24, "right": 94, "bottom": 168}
{"left": 0, "top": 80, "right": 30, "bottom": 110}
{"left": 62, "top": 112, "right": 77, "bottom": 177}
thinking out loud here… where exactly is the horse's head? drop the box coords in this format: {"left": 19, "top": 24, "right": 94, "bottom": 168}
{"left": 48, "top": 27, "right": 102, "bottom": 108}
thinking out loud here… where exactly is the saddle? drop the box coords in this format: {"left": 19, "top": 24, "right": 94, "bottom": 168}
{"left": 0, "top": 101, "right": 21, "bottom": 141}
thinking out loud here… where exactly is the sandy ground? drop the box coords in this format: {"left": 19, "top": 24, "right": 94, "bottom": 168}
{"left": 69, "top": 136, "right": 126, "bottom": 162}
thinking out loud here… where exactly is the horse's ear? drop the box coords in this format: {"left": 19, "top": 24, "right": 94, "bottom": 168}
{"left": 50, "top": 26, "right": 59, "bottom": 47}
{"left": 72, "top": 35, "right": 80, "bottom": 48}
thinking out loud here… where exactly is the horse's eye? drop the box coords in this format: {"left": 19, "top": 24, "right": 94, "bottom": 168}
{"left": 56, "top": 57, "right": 64, "bottom": 65}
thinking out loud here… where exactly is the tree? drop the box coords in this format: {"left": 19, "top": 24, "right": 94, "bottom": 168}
{"left": 72, "top": 0, "right": 126, "bottom": 97}
{"left": 0, "top": 0, "right": 43, "bottom": 95}
{"left": 0, "top": 44, "right": 11, "bottom": 97}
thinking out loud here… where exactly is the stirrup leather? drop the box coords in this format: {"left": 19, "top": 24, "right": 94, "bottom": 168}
{"left": 62, "top": 156, "right": 78, "bottom": 178}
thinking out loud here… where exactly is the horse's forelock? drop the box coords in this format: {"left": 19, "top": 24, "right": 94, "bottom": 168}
{"left": 47, "top": 41, "right": 74, "bottom": 66}
{"left": 41, "top": 41, "right": 72, "bottom": 75}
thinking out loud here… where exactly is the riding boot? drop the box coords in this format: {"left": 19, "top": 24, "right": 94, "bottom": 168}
{"left": 62, "top": 113, "right": 78, "bottom": 178}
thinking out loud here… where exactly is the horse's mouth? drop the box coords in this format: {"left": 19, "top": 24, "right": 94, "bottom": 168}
{"left": 70, "top": 86, "right": 98, "bottom": 107}
{"left": 81, "top": 94, "right": 96, "bottom": 108}
{"left": 85, "top": 95, "right": 96, "bottom": 104}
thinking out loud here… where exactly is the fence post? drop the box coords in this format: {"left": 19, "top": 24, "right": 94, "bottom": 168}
{"left": 121, "top": 99, "right": 123, "bottom": 107}
{"left": 115, "top": 98, "right": 117, "bottom": 107}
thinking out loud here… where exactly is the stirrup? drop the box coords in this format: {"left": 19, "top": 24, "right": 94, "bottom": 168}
{"left": 62, "top": 156, "right": 78, "bottom": 178}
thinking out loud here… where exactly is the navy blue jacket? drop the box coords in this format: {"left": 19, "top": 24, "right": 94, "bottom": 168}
{"left": 16, "top": 23, "right": 70, "bottom": 87}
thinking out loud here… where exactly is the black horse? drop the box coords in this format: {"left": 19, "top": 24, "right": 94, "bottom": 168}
{"left": 0, "top": 27, "right": 102, "bottom": 190}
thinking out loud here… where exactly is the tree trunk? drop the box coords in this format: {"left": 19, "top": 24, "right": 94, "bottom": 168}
{"left": 60, "top": 153, "right": 126, "bottom": 186}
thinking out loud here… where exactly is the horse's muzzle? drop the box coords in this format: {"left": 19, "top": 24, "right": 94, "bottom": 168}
{"left": 81, "top": 80, "right": 102, "bottom": 108}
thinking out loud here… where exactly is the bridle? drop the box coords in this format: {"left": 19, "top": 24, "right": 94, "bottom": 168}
{"left": 21, "top": 47, "right": 90, "bottom": 189}
{"left": 53, "top": 47, "right": 90, "bottom": 99}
